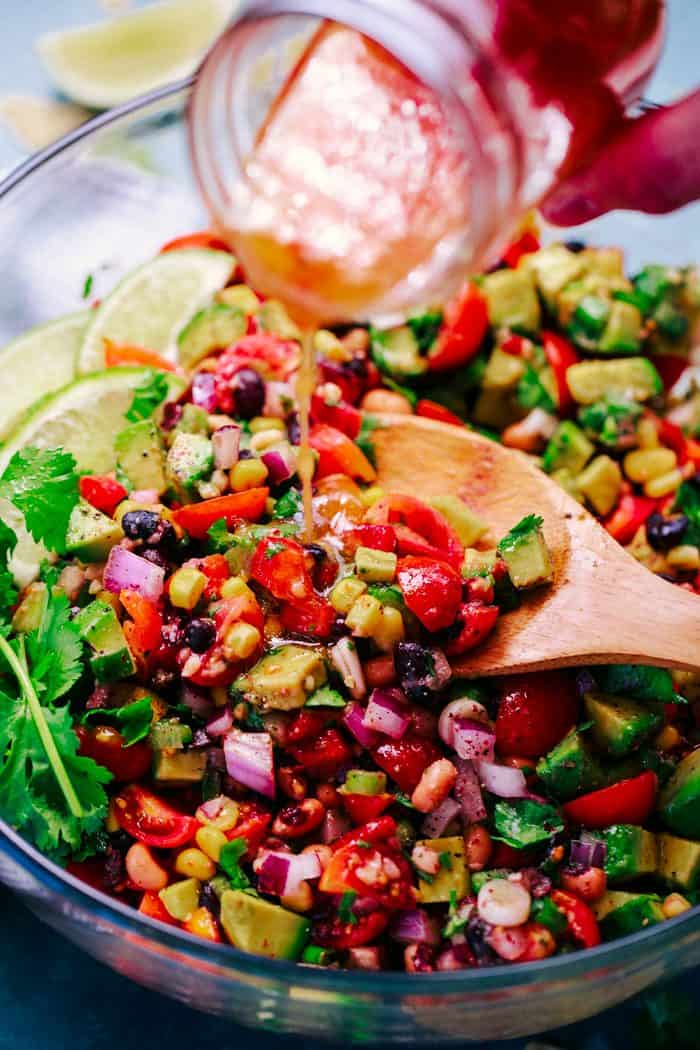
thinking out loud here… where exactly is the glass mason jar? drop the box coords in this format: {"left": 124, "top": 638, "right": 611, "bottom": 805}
{"left": 188, "top": 0, "right": 665, "bottom": 323}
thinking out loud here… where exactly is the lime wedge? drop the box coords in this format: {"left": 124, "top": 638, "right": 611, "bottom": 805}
{"left": 37, "top": 0, "right": 237, "bottom": 110}
{"left": 78, "top": 249, "right": 235, "bottom": 374}
{"left": 0, "top": 312, "right": 88, "bottom": 440}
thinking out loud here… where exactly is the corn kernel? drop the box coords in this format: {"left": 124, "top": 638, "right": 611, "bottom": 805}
{"left": 667, "top": 544, "right": 700, "bottom": 572}
{"left": 195, "top": 796, "right": 240, "bottom": 831}
{"left": 373, "top": 606, "right": 405, "bottom": 651}
{"left": 577, "top": 455, "right": 622, "bottom": 516}
{"left": 636, "top": 417, "right": 660, "bottom": 449}
{"left": 662, "top": 893, "right": 692, "bottom": 919}
{"left": 360, "top": 485, "right": 385, "bottom": 508}
{"left": 346, "top": 594, "right": 383, "bottom": 637}
{"left": 169, "top": 566, "right": 207, "bottom": 610}
{"left": 223, "top": 621, "right": 261, "bottom": 660}
{"left": 175, "top": 848, "right": 216, "bottom": 881}
{"left": 215, "top": 284, "right": 260, "bottom": 314}
{"left": 195, "top": 825, "right": 228, "bottom": 863}
{"left": 330, "top": 576, "right": 367, "bottom": 614}
{"left": 230, "top": 458, "right": 269, "bottom": 490}
{"left": 313, "top": 328, "right": 349, "bottom": 361}
{"left": 105, "top": 798, "right": 120, "bottom": 834}
{"left": 624, "top": 447, "right": 677, "bottom": 483}
{"left": 644, "top": 468, "right": 684, "bottom": 499}
{"left": 220, "top": 575, "right": 252, "bottom": 600}
{"left": 249, "top": 430, "right": 285, "bottom": 453}
{"left": 249, "top": 416, "right": 286, "bottom": 435}
{"left": 653, "top": 725, "right": 682, "bottom": 751}
{"left": 355, "top": 546, "right": 397, "bottom": 583}
{"left": 159, "top": 878, "right": 201, "bottom": 921}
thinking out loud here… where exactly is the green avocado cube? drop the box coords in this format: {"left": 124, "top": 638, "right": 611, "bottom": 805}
{"left": 660, "top": 749, "right": 700, "bottom": 838}
{"left": 342, "top": 769, "right": 388, "bottom": 796}
{"left": 542, "top": 421, "right": 594, "bottom": 475}
{"left": 66, "top": 500, "right": 124, "bottom": 562}
{"left": 481, "top": 347, "right": 526, "bottom": 391}
{"left": 584, "top": 691, "right": 662, "bottom": 758}
{"left": 235, "top": 644, "right": 327, "bottom": 711}
{"left": 153, "top": 750, "right": 207, "bottom": 784}
{"left": 522, "top": 244, "right": 586, "bottom": 307}
{"left": 598, "top": 300, "right": 644, "bottom": 355}
{"left": 429, "top": 495, "right": 489, "bottom": 546}
{"left": 566, "top": 358, "right": 663, "bottom": 405}
{"left": 115, "top": 419, "right": 167, "bottom": 494}
{"left": 536, "top": 730, "right": 606, "bottom": 801}
{"left": 482, "top": 269, "right": 541, "bottom": 332}
{"left": 177, "top": 303, "right": 247, "bottom": 369}
{"left": 598, "top": 824, "right": 657, "bottom": 883}
{"left": 576, "top": 455, "right": 622, "bottom": 516}
{"left": 74, "top": 599, "right": 135, "bottom": 682}
{"left": 220, "top": 890, "right": 310, "bottom": 960}
{"left": 166, "top": 432, "right": 214, "bottom": 493}
{"left": 370, "top": 325, "right": 428, "bottom": 380}
{"left": 656, "top": 832, "right": 700, "bottom": 891}
{"left": 355, "top": 546, "right": 397, "bottom": 583}
{"left": 498, "top": 517, "right": 552, "bottom": 590}
{"left": 596, "top": 892, "right": 664, "bottom": 940}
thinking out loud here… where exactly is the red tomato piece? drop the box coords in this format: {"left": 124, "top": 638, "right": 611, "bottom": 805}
{"left": 603, "top": 492, "right": 657, "bottom": 545}
{"left": 250, "top": 535, "right": 314, "bottom": 603}
{"left": 317, "top": 356, "right": 370, "bottom": 405}
{"left": 444, "top": 601, "right": 499, "bottom": 656}
{"left": 332, "top": 816, "right": 398, "bottom": 852}
{"left": 183, "top": 554, "right": 231, "bottom": 599}
{"left": 502, "top": 230, "right": 540, "bottom": 268}
{"left": 313, "top": 910, "right": 389, "bottom": 949}
{"left": 287, "top": 709, "right": 335, "bottom": 743}
{"left": 173, "top": 488, "right": 268, "bottom": 538}
{"left": 494, "top": 671, "right": 579, "bottom": 758}
{"left": 415, "top": 400, "right": 465, "bottom": 427}
{"left": 160, "top": 230, "right": 232, "bottom": 253}
{"left": 226, "top": 802, "right": 272, "bottom": 859}
{"left": 427, "top": 281, "right": 489, "bottom": 373}
{"left": 653, "top": 353, "right": 690, "bottom": 391}
{"left": 489, "top": 841, "right": 538, "bottom": 869}
{"left": 366, "top": 494, "right": 463, "bottom": 570}
{"left": 500, "top": 334, "right": 529, "bottom": 356}
{"left": 396, "top": 556, "right": 462, "bottom": 631}
{"left": 138, "top": 890, "right": 179, "bottom": 926}
{"left": 309, "top": 423, "right": 377, "bottom": 483}
{"left": 76, "top": 725, "right": 152, "bottom": 783}
{"left": 563, "top": 771, "right": 658, "bottom": 829}
{"left": 215, "top": 335, "right": 299, "bottom": 407}
{"left": 550, "top": 889, "right": 601, "bottom": 948}
{"left": 183, "top": 907, "right": 223, "bottom": 942}
{"left": 290, "top": 727, "right": 353, "bottom": 779}
{"left": 213, "top": 590, "right": 265, "bottom": 639}
{"left": 371, "top": 733, "right": 443, "bottom": 793}
{"left": 340, "top": 792, "right": 395, "bottom": 824}
{"left": 121, "top": 590, "right": 163, "bottom": 659}
{"left": 311, "top": 392, "right": 362, "bottom": 438}
{"left": 103, "top": 340, "right": 176, "bottom": 372}
{"left": 279, "top": 597, "right": 335, "bottom": 638}
{"left": 319, "top": 842, "right": 414, "bottom": 910}
{"left": 79, "top": 475, "right": 128, "bottom": 517}
{"left": 346, "top": 524, "right": 397, "bottom": 554}
{"left": 114, "top": 785, "right": 197, "bottom": 848}
{"left": 541, "top": 331, "right": 580, "bottom": 413}
{"left": 657, "top": 416, "right": 689, "bottom": 462}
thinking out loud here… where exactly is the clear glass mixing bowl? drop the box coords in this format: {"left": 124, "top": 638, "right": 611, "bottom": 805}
{"left": 0, "top": 80, "right": 699, "bottom": 1044}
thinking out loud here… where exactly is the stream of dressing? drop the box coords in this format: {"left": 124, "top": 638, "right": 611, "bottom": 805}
{"left": 295, "top": 331, "right": 317, "bottom": 541}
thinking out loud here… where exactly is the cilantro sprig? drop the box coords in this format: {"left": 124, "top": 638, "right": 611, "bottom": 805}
{"left": 0, "top": 447, "right": 79, "bottom": 554}
{"left": 125, "top": 370, "right": 170, "bottom": 423}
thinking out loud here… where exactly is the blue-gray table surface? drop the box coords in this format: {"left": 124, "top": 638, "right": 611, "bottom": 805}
{"left": 1, "top": 2, "right": 699, "bottom": 1048}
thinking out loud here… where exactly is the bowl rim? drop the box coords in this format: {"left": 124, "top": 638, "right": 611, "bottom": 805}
{"left": 0, "top": 76, "right": 699, "bottom": 998}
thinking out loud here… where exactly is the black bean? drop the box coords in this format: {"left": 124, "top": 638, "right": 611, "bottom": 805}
{"left": 231, "top": 367, "right": 265, "bottom": 419}
{"left": 185, "top": 617, "right": 217, "bottom": 653}
{"left": 198, "top": 882, "right": 221, "bottom": 918}
{"left": 645, "top": 511, "right": 688, "bottom": 551}
{"left": 564, "top": 239, "right": 587, "bottom": 253}
{"left": 161, "top": 401, "right": 183, "bottom": 431}
{"left": 122, "top": 509, "right": 160, "bottom": 540}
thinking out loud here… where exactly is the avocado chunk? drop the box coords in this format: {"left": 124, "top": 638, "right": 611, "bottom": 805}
{"left": 584, "top": 691, "right": 662, "bottom": 758}
{"left": 566, "top": 358, "right": 663, "bottom": 405}
{"left": 370, "top": 325, "right": 428, "bottom": 379}
{"left": 576, "top": 455, "right": 622, "bottom": 516}
{"left": 159, "top": 878, "right": 201, "bottom": 921}
{"left": 342, "top": 769, "right": 388, "bottom": 795}
{"left": 542, "top": 421, "right": 594, "bottom": 475}
{"left": 482, "top": 269, "right": 541, "bottom": 332}
{"left": 235, "top": 644, "right": 327, "bottom": 711}
{"left": 596, "top": 891, "right": 665, "bottom": 940}
{"left": 536, "top": 730, "right": 607, "bottom": 801}
{"left": 498, "top": 515, "right": 553, "bottom": 590}
{"left": 472, "top": 388, "right": 521, "bottom": 430}
{"left": 11, "top": 582, "right": 48, "bottom": 634}
{"left": 115, "top": 419, "right": 167, "bottom": 494}
{"left": 355, "top": 546, "right": 397, "bottom": 583}
{"left": 258, "top": 298, "right": 301, "bottom": 340}
{"left": 149, "top": 718, "right": 192, "bottom": 751}
{"left": 73, "top": 599, "right": 136, "bottom": 682}
{"left": 66, "top": 500, "right": 124, "bottom": 562}
{"left": 428, "top": 495, "right": 489, "bottom": 546}
{"left": 305, "top": 684, "right": 347, "bottom": 708}
{"left": 220, "top": 889, "right": 310, "bottom": 960}
{"left": 657, "top": 832, "right": 700, "bottom": 891}
{"left": 580, "top": 247, "right": 626, "bottom": 280}
{"left": 521, "top": 244, "right": 586, "bottom": 307}
{"left": 177, "top": 303, "right": 247, "bottom": 369}
{"left": 414, "top": 836, "right": 469, "bottom": 904}
{"left": 598, "top": 300, "right": 644, "bottom": 355}
{"left": 166, "top": 432, "right": 214, "bottom": 494}
{"left": 153, "top": 749, "right": 207, "bottom": 784}
{"left": 659, "top": 749, "right": 700, "bottom": 837}
{"left": 481, "top": 347, "right": 526, "bottom": 391}
{"left": 172, "top": 403, "right": 209, "bottom": 437}
{"left": 597, "top": 824, "right": 657, "bottom": 883}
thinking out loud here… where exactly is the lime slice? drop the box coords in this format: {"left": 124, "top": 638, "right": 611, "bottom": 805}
{"left": 36, "top": 0, "right": 237, "bottom": 110}
{"left": 78, "top": 249, "right": 235, "bottom": 374}
{"left": 0, "top": 312, "right": 88, "bottom": 440}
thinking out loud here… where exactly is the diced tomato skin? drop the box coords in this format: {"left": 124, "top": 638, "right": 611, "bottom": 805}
{"left": 444, "top": 601, "right": 499, "bottom": 655}
{"left": 687, "top": 438, "right": 700, "bottom": 468}
{"left": 489, "top": 842, "right": 538, "bottom": 869}
{"left": 184, "top": 554, "right": 231, "bottom": 599}
{"left": 340, "top": 792, "right": 395, "bottom": 824}
{"left": 225, "top": 803, "right": 272, "bottom": 859}
{"left": 139, "top": 891, "right": 180, "bottom": 926}
{"left": 279, "top": 597, "right": 336, "bottom": 638}
{"left": 79, "top": 475, "right": 128, "bottom": 516}
{"left": 319, "top": 842, "right": 414, "bottom": 910}
{"left": 104, "top": 341, "right": 176, "bottom": 372}
{"left": 427, "top": 282, "right": 489, "bottom": 372}
{"left": 313, "top": 910, "right": 388, "bottom": 949}
{"left": 317, "top": 357, "right": 368, "bottom": 405}
{"left": 290, "top": 728, "right": 353, "bottom": 779}
{"left": 332, "top": 817, "right": 398, "bottom": 852}
{"left": 309, "top": 423, "right": 377, "bottom": 482}
{"left": 502, "top": 230, "right": 540, "bottom": 268}
{"left": 366, "top": 494, "right": 463, "bottom": 570}
{"left": 371, "top": 734, "right": 443, "bottom": 793}
{"left": 250, "top": 536, "right": 314, "bottom": 603}
{"left": 120, "top": 591, "right": 163, "bottom": 658}
{"left": 550, "top": 890, "right": 601, "bottom": 948}
{"left": 603, "top": 492, "right": 657, "bottom": 545}
{"left": 494, "top": 671, "right": 579, "bottom": 758}
{"left": 500, "top": 334, "right": 529, "bottom": 356}
{"left": 396, "top": 556, "right": 462, "bottom": 631}
{"left": 114, "top": 785, "right": 198, "bottom": 848}
{"left": 563, "top": 772, "right": 658, "bottom": 828}
{"left": 542, "top": 331, "right": 579, "bottom": 413}
{"left": 173, "top": 488, "right": 268, "bottom": 538}
{"left": 657, "top": 416, "right": 688, "bottom": 462}
{"left": 288, "top": 709, "right": 336, "bottom": 744}
{"left": 415, "top": 400, "right": 465, "bottom": 427}
{"left": 160, "top": 230, "right": 232, "bottom": 253}
{"left": 76, "top": 725, "right": 152, "bottom": 783}
{"left": 347, "top": 524, "right": 397, "bottom": 553}
{"left": 311, "top": 393, "right": 362, "bottom": 438}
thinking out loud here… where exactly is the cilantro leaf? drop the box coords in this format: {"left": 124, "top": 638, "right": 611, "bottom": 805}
{"left": 0, "top": 519, "right": 17, "bottom": 618}
{"left": 530, "top": 896, "right": 568, "bottom": 936}
{"left": 675, "top": 479, "right": 700, "bottom": 547}
{"left": 207, "top": 518, "right": 236, "bottom": 553}
{"left": 26, "top": 589, "right": 83, "bottom": 704}
{"left": 338, "top": 890, "right": 358, "bottom": 925}
{"left": 407, "top": 310, "right": 443, "bottom": 354}
{"left": 492, "top": 799, "right": 564, "bottom": 849}
{"left": 0, "top": 447, "right": 79, "bottom": 554}
{"left": 498, "top": 514, "right": 544, "bottom": 553}
{"left": 82, "top": 697, "right": 154, "bottom": 746}
{"left": 125, "top": 370, "right": 170, "bottom": 423}
{"left": 220, "top": 837, "right": 254, "bottom": 891}
{"left": 355, "top": 415, "right": 385, "bottom": 468}
{"left": 273, "top": 488, "right": 303, "bottom": 520}
{"left": 516, "top": 365, "right": 556, "bottom": 413}
{"left": 82, "top": 274, "right": 93, "bottom": 300}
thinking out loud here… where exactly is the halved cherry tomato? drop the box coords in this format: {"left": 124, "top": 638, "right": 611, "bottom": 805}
{"left": 427, "top": 281, "right": 489, "bottom": 372}
{"left": 160, "top": 230, "right": 232, "bottom": 253}
{"left": 444, "top": 601, "right": 499, "bottom": 656}
{"left": 289, "top": 727, "right": 353, "bottom": 779}
{"left": 313, "top": 909, "right": 388, "bottom": 949}
{"left": 340, "top": 792, "right": 395, "bottom": 824}
{"left": 76, "top": 725, "right": 152, "bottom": 782}
{"left": 120, "top": 590, "right": 163, "bottom": 660}
{"left": 371, "top": 734, "right": 443, "bottom": 793}
{"left": 320, "top": 842, "right": 414, "bottom": 910}
{"left": 79, "top": 475, "right": 128, "bottom": 517}
{"left": 288, "top": 709, "right": 338, "bottom": 743}
{"left": 309, "top": 423, "right": 377, "bottom": 483}
{"left": 541, "top": 331, "right": 579, "bottom": 413}
{"left": 502, "top": 230, "right": 540, "bottom": 269}
{"left": 311, "top": 393, "right": 362, "bottom": 438}
{"left": 279, "top": 596, "right": 335, "bottom": 638}
{"left": 114, "top": 785, "right": 197, "bottom": 848}
{"left": 104, "top": 339, "right": 176, "bottom": 372}
{"left": 173, "top": 488, "right": 268, "bottom": 538}
{"left": 250, "top": 535, "right": 314, "bottom": 604}
{"left": 500, "top": 334, "right": 529, "bottom": 357}
{"left": 366, "top": 494, "right": 463, "bottom": 569}
{"left": 415, "top": 400, "right": 465, "bottom": 427}
{"left": 550, "top": 889, "right": 600, "bottom": 948}
{"left": 603, "top": 491, "right": 657, "bottom": 545}
{"left": 494, "top": 671, "right": 579, "bottom": 758}
{"left": 563, "top": 771, "right": 658, "bottom": 829}
{"left": 396, "top": 556, "right": 462, "bottom": 631}
{"left": 183, "top": 554, "right": 231, "bottom": 599}
{"left": 346, "top": 524, "right": 397, "bottom": 554}
{"left": 318, "top": 356, "right": 372, "bottom": 405}
{"left": 226, "top": 801, "right": 272, "bottom": 859}
{"left": 139, "top": 890, "right": 179, "bottom": 926}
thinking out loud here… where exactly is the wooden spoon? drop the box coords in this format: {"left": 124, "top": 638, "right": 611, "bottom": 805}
{"left": 372, "top": 414, "right": 700, "bottom": 677}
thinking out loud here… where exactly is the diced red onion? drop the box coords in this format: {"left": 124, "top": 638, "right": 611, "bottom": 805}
{"left": 321, "top": 808, "right": 350, "bottom": 844}
{"left": 192, "top": 371, "right": 218, "bottom": 412}
{"left": 477, "top": 760, "right": 528, "bottom": 799}
{"left": 212, "top": 424, "right": 241, "bottom": 469}
{"left": 452, "top": 718, "right": 496, "bottom": 762}
{"left": 421, "top": 796, "right": 461, "bottom": 838}
{"left": 264, "top": 380, "right": 293, "bottom": 419}
{"left": 331, "top": 637, "right": 366, "bottom": 699}
{"left": 454, "top": 759, "right": 487, "bottom": 822}
{"left": 257, "top": 849, "right": 322, "bottom": 897}
{"left": 104, "top": 546, "right": 164, "bottom": 602}
{"left": 130, "top": 488, "right": 160, "bottom": 505}
{"left": 363, "top": 688, "right": 410, "bottom": 740}
{"left": 180, "top": 683, "right": 214, "bottom": 721}
{"left": 571, "top": 836, "right": 607, "bottom": 869}
{"left": 438, "top": 698, "right": 490, "bottom": 748}
{"left": 223, "top": 728, "right": 275, "bottom": 798}
{"left": 206, "top": 706, "right": 233, "bottom": 738}
{"left": 389, "top": 909, "right": 441, "bottom": 946}
{"left": 261, "top": 444, "right": 296, "bottom": 485}
{"left": 343, "top": 701, "right": 381, "bottom": 748}
{"left": 346, "top": 946, "right": 382, "bottom": 970}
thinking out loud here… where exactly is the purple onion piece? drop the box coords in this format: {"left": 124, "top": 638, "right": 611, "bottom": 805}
{"left": 452, "top": 718, "right": 496, "bottom": 763}
{"left": 191, "top": 371, "right": 219, "bottom": 412}
{"left": 206, "top": 705, "right": 234, "bottom": 738}
{"left": 261, "top": 445, "right": 296, "bottom": 485}
{"left": 477, "top": 759, "right": 528, "bottom": 799}
{"left": 389, "top": 909, "right": 442, "bottom": 946}
{"left": 103, "top": 546, "right": 165, "bottom": 602}
{"left": 363, "top": 688, "right": 410, "bottom": 740}
{"left": 223, "top": 728, "right": 275, "bottom": 798}
{"left": 571, "top": 836, "right": 607, "bottom": 869}
{"left": 321, "top": 808, "right": 350, "bottom": 844}
{"left": 342, "top": 701, "right": 381, "bottom": 748}
{"left": 421, "top": 796, "right": 460, "bottom": 838}
{"left": 331, "top": 637, "right": 366, "bottom": 699}
{"left": 454, "top": 760, "right": 487, "bottom": 823}
{"left": 212, "top": 424, "right": 241, "bottom": 469}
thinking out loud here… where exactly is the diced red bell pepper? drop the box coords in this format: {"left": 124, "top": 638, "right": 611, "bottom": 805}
{"left": 160, "top": 230, "right": 232, "bottom": 254}
{"left": 139, "top": 891, "right": 180, "bottom": 925}
{"left": 502, "top": 230, "right": 540, "bottom": 268}
{"left": 213, "top": 589, "right": 265, "bottom": 642}
{"left": 686, "top": 438, "right": 700, "bottom": 468}
{"left": 550, "top": 890, "right": 600, "bottom": 948}
{"left": 309, "top": 423, "right": 377, "bottom": 483}
{"left": 347, "top": 524, "right": 397, "bottom": 554}
{"left": 279, "top": 596, "right": 335, "bottom": 638}
{"left": 66, "top": 857, "right": 109, "bottom": 893}
{"left": 500, "top": 334, "right": 529, "bottom": 356}
{"left": 603, "top": 492, "right": 657, "bottom": 545}
{"left": 317, "top": 357, "right": 370, "bottom": 405}
{"left": 332, "top": 816, "right": 399, "bottom": 852}
{"left": 319, "top": 841, "right": 414, "bottom": 910}
{"left": 444, "top": 601, "right": 500, "bottom": 656}
{"left": 173, "top": 488, "right": 268, "bottom": 538}
{"left": 289, "top": 727, "right": 353, "bottom": 779}
{"left": 121, "top": 590, "right": 163, "bottom": 660}
{"left": 564, "top": 771, "right": 658, "bottom": 829}
{"left": 366, "top": 494, "right": 464, "bottom": 570}
{"left": 311, "top": 393, "right": 362, "bottom": 438}
{"left": 76, "top": 725, "right": 152, "bottom": 782}
{"left": 104, "top": 339, "right": 176, "bottom": 372}
{"left": 340, "top": 792, "right": 395, "bottom": 824}
{"left": 541, "top": 331, "right": 579, "bottom": 413}
{"left": 287, "top": 709, "right": 337, "bottom": 744}
{"left": 79, "top": 475, "right": 128, "bottom": 517}
{"left": 371, "top": 733, "right": 443, "bottom": 793}
{"left": 396, "top": 556, "right": 462, "bottom": 631}
{"left": 226, "top": 802, "right": 272, "bottom": 859}
{"left": 653, "top": 353, "right": 690, "bottom": 391}
{"left": 494, "top": 671, "right": 579, "bottom": 758}
{"left": 427, "top": 281, "right": 489, "bottom": 372}
{"left": 657, "top": 416, "right": 689, "bottom": 463}
{"left": 183, "top": 554, "right": 231, "bottom": 599}
{"left": 313, "top": 910, "right": 389, "bottom": 949}
{"left": 415, "top": 400, "right": 465, "bottom": 427}
{"left": 489, "top": 842, "right": 538, "bottom": 869}
{"left": 250, "top": 535, "right": 314, "bottom": 604}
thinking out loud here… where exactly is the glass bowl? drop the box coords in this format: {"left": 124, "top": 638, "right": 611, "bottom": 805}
{"left": 1, "top": 80, "right": 700, "bottom": 1044}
